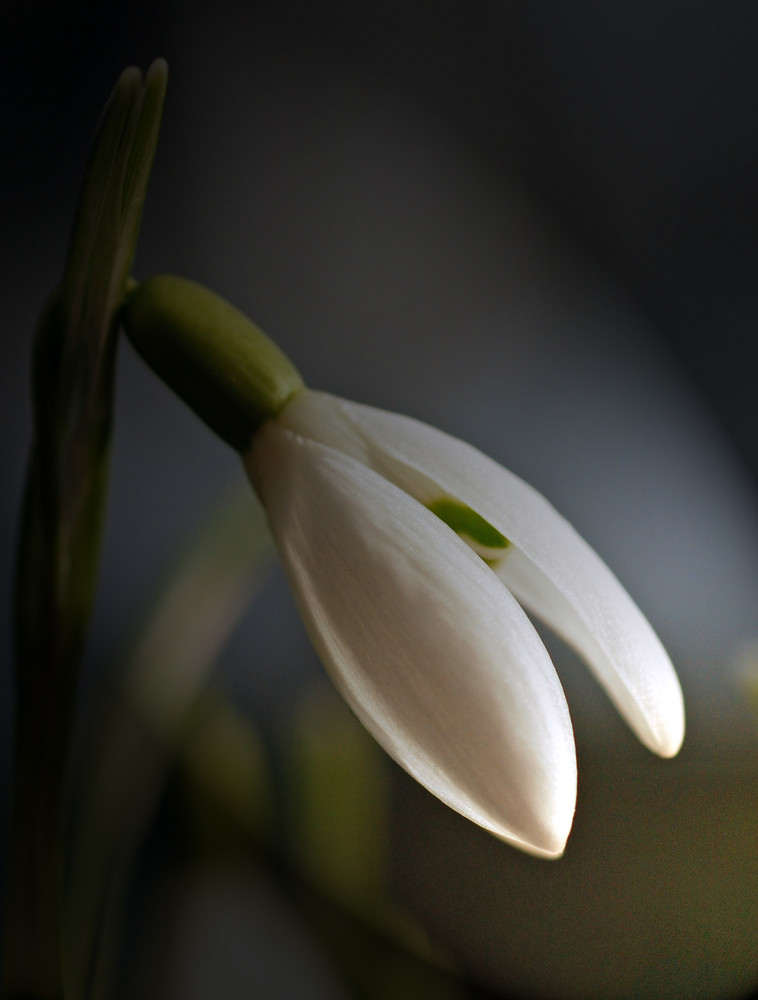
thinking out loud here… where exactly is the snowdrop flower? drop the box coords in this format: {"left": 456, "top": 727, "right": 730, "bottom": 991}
{"left": 124, "top": 275, "right": 685, "bottom": 860}
{"left": 245, "top": 389, "right": 685, "bottom": 858}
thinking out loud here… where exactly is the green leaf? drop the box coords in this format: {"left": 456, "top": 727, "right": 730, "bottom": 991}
{"left": 6, "top": 61, "right": 167, "bottom": 1000}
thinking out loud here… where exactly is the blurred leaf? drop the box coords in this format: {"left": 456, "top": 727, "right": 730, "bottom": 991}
{"left": 179, "top": 689, "right": 274, "bottom": 853}
{"left": 294, "top": 881, "right": 471, "bottom": 1000}
{"left": 286, "top": 690, "right": 390, "bottom": 907}
{"left": 733, "top": 639, "right": 758, "bottom": 723}
{"left": 173, "top": 685, "right": 471, "bottom": 1000}
{"left": 65, "top": 489, "right": 274, "bottom": 1000}
{"left": 281, "top": 687, "right": 458, "bottom": 975}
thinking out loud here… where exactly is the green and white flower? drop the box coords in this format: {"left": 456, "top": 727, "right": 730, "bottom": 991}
{"left": 245, "top": 389, "right": 685, "bottom": 859}
{"left": 123, "top": 276, "right": 684, "bottom": 859}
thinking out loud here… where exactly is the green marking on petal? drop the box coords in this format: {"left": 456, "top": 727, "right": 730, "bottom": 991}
{"left": 427, "top": 498, "right": 510, "bottom": 552}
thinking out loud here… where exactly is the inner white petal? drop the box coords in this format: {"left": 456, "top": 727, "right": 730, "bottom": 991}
{"left": 308, "top": 393, "right": 685, "bottom": 759}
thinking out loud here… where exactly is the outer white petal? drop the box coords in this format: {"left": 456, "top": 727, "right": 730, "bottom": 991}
{"left": 246, "top": 422, "right": 577, "bottom": 858}
{"left": 279, "top": 390, "right": 685, "bottom": 759}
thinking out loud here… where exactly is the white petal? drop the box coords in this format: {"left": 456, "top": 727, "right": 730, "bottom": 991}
{"left": 246, "top": 422, "right": 577, "bottom": 857}
{"left": 281, "top": 391, "right": 684, "bottom": 759}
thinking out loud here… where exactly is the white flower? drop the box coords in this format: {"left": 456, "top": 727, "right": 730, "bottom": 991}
{"left": 244, "top": 389, "right": 685, "bottom": 858}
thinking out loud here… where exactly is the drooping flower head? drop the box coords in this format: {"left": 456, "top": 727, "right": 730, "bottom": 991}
{"left": 125, "top": 275, "right": 685, "bottom": 859}
{"left": 245, "top": 389, "right": 684, "bottom": 857}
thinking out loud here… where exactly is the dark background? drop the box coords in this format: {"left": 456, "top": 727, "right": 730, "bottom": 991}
{"left": 3, "top": 3, "right": 758, "bottom": 998}
{"left": 6, "top": 1, "right": 758, "bottom": 471}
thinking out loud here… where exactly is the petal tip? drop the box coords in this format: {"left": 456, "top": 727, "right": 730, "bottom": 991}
{"left": 651, "top": 714, "right": 685, "bottom": 759}
{"left": 487, "top": 755, "right": 577, "bottom": 860}
{"left": 640, "top": 673, "right": 686, "bottom": 759}
{"left": 494, "top": 806, "right": 574, "bottom": 860}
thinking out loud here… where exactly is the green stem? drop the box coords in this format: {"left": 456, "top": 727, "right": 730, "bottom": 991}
{"left": 5, "top": 299, "right": 102, "bottom": 999}
{"left": 4, "top": 61, "right": 167, "bottom": 999}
